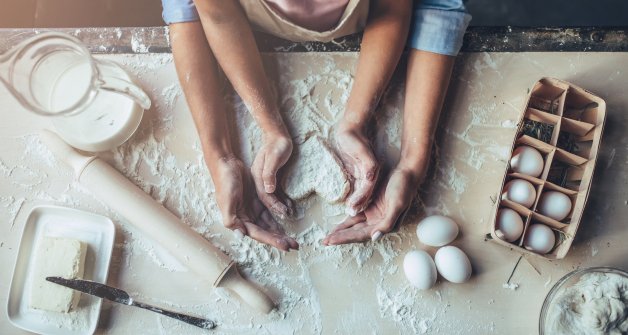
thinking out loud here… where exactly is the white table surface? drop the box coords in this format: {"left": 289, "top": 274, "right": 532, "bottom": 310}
{"left": 1, "top": 50, "right": 627, "bottom": 335}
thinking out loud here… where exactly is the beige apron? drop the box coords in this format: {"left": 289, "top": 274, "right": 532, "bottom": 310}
{"left": 238, "top": 0, "right": 369, "bottom": 42}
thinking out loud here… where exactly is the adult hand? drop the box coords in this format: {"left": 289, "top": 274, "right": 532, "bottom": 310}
{"left": 251, "top": 132, "right": 294, "bottom": 219}
{"left": 322, "top": 167, "right": 419, "bottom": 246}
{"left": 214, "top": 155, "right": 298, "bottom": 251}
{"left": 335, "top": 124, "right": 380, "bottom": 216}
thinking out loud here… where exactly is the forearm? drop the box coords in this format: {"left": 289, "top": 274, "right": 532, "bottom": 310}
{"left": 341, "top": 0, "right": 412, "bottom": 129}
{"left": 170, "top": 22, "right": 235, "bottom": 176}
{"left": 398, "top": 49, "right": 455, "bottom": 180}
{"left": 193, "top": 0, "right": 287, "bottom": 136}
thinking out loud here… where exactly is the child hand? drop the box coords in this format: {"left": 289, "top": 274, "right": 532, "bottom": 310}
{"left": 214, "top": 155, "right": 298, "bottom": 251}
{"left": 335, "top": 125, "right": 380, "bottom": 216}
{"left": 322, "top": 167, "right": 418, "bottom": 245}
{"left": 251, "top": 132, "right": 294, "bottom": 219}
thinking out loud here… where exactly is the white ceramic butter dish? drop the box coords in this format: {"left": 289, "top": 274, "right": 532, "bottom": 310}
{"left": 7, "top": 205, "right": 115, "bottom": 335}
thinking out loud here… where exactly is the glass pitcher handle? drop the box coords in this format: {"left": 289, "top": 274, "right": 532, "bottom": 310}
{"left": 96, "top": 60, "right": 151, "bottom": 110}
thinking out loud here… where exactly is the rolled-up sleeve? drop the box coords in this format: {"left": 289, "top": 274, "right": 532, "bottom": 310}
{"left": 407, "top": 0, "right": 472, "bottom": 56}
{"left": 161, "top": 0, "right": 199, "bottom": 24}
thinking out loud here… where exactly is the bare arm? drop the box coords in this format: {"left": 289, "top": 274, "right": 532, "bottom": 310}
{"left": 170, "top": 22, "right": 232, "bottom": 170}
{"left": 342, "top": 0, "right": 413, "bottom": 127}
{"left": 170, "top": 22, "right": 297, "bottom": 251}
{"left": 398, "top": 50, "right": 455, "bottom": 179}
{"left": 336, "top": 0, "right": 413, "bottom": 215}
{"left": 324, "top": 50, "right": 455, "bottom": 245}
{"left": 193, "top": 0, "right": 285, "bottom": 135}
{"left": 192, "top": 0, "right": 294, "bottom": 218}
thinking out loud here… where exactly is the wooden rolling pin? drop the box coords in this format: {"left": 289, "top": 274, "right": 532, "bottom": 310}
{"left": 40, "top": 129, "right": 274, "bottom": 314}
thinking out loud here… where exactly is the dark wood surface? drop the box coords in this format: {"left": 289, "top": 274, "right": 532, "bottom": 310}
{"left": 1, "top": 26, "right": 627, "bottom": 54}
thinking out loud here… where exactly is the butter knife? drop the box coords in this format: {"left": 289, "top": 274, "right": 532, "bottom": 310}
{"left": 46, "top": 277, "right": 216, "bottom": 329}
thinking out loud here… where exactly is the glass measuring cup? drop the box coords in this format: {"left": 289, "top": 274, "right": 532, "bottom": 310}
{"left": 0, "top": 32, "right": 151, "bottom": 116}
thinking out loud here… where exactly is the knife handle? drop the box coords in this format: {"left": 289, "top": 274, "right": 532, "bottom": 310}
{"left": 132, "top": 301, "right": 216, "bottom": 329}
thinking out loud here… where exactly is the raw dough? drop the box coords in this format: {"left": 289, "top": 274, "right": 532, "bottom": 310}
{"left": 282, "top": 136, "right": 350, "bottom": 203}
{"left": 546, "top": 272, "right": 628, "bottom": 335}
{"left": 29, "top": 237, "right": 87, "bottom": 313}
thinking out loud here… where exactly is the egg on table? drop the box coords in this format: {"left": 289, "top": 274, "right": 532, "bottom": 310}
{"left": 434, "top": 246, "right": 472, "bottom": 284}
{"left": 403, "top": 250, "right": 437, "bottom": 290}
{"left": 416, "top": 215, "right": 459, "bottom": 247}
{"left": 495, "top": 208, "right": 524, "bottom": 242}
{"left": 510, "top": 145, "right": 544, "bottom": 177}
{"left": 502, "top": 179, "right": 537, "bottom": 208}
{"left": 523, "top": 223, "right": 556, "bottom": 254}
{"left": 537, "top": 191, "right": 572, "bottom": 221}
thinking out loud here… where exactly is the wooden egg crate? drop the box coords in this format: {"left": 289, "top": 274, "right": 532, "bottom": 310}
{"left": 488, "top": 77, "right": 606, "bottom": 259}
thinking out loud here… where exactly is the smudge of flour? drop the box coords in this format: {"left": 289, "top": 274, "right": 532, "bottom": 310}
{"left": 591, "top": 243, "right": 599, "bottom": 257}
{"left": 473, "top": 53, "right": 499, "bottom": 76}
{"left": 0, "top": 196, "right": 26, "bottom": 230}
{"left": 130, "top": 31, "right": 150, "bottom": 53}
{"left": 502, "top": 282, "right": 519, "bottom": 290}
{"left": 160, "top": 82, "right": 182, "bottom": 110}
{"left": 501, "top": 120, "right": 517, "bottom": 128}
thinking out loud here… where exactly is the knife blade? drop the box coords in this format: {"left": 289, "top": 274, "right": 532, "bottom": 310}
{"left": 47, "top": 276, "right": 132, "bottom": 305}
{"left": 46, "top": 277, "right": 216, "bottom": 329}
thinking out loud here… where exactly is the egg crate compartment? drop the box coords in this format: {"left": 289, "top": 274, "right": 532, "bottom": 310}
{"left": 555, "top": 117, "right": 595, "bottom": 155}
{"left": 510, "top": 135, "right": 555, "bottom": 179}
{"left": 546, "top": 148, "right": 588, "bottom": 191}
{"left": 527, "top": 79, "right": 567, "bottom": 115}
{"left": 520, "top": 108, "right": 559, "bottom": 144}
{"left": 493, "top": 177, "right": 578, "bottom": 259}
{"left": 532, "top": 182, "right": 578, "bottom": 227}
{"left": 520, "top": 220, "right": 568, "bottom": 258}
{"left": 487, "top": 78, "right": 606, "bottom": 260}
{"left": 494, "top": 202, "right": 530, "bottom": 246}
{"left": 493, "top": 204, "right": 569, "bottom": 259}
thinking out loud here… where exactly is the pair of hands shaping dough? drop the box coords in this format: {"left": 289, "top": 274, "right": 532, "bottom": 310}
{"left": 323, "top": 125, "right": 419, "bottom": 246}
{"left": 213, "top": 133, "right": 298, "bottom": 251}
{"left": 214, "top": 124, "right": 420, "bottom": 251}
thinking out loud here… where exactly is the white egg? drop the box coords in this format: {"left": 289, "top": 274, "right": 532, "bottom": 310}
{"left": 416, "top": 215, "right": 459, "bottom": 247}
{"left": 434, "top": 246, "right": 472, "bottom": 284}
{"left": 502, "top": 179, "right": 537, "bottom": 208}
{"left": 403, "top": 250, "right": 437, "bottom": 290}
{"left": 523, "top": 224, "right": 556, "bottom": 254}
{"left": 537, "top": 191, "right": 572, "bottom": 221}
{"left": 510, "top": 146, "right": 544, "bottom": 177}
{"left": 495, "top": 208, "right": 524, "bottom": 242}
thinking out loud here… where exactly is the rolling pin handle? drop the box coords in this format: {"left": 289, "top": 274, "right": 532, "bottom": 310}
{"left": 217, "top": 264, "right": 275, "bottom": 314}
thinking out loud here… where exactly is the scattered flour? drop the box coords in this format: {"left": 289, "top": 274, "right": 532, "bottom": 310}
{"left": 0, "top": 195, "right": 26, "bottom": 230}
{"left": 502, "top": 282, "right": 519, "bottom": 290}
{"left": 473, "top": 52, "right": 499, "bottom": 75}
{"left": 160, "top": 82, "right": 182, "bottom": 110}
{"left": 130, "top": 31, "right": 150, "bottom": 53}
{"left": 591, "top": 244, "right": 599, "bottom": 257}
{"left": 501, "top": 119, "right": 517, "bottom": 128}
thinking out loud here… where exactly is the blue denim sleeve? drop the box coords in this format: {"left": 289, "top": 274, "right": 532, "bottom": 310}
{"left": 161, "top": 0, "right": 199, "bottom": 24}
{"left": 408, "top": 0, "right": 472, "bottom": 56}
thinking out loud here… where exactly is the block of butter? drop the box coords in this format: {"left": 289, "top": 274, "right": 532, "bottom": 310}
{"left": 29, "top": 236, "right": 87, "bottom": 313}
